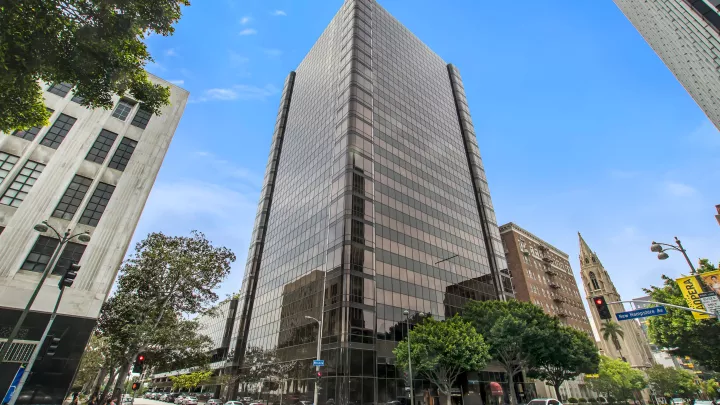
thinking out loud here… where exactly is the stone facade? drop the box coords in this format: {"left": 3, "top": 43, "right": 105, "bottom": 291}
{"left": 578, "top": 234, "right": 654, "bottom": 368}
{"left": 613, "top": 0, "right": 720, "bottom": 130}
{"left": 0, "top": 76, "right": 188, "bottom": 403}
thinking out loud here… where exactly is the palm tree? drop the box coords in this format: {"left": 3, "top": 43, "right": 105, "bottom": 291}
{"left": 600, "top": 321, "right": 625, "bottom": 359}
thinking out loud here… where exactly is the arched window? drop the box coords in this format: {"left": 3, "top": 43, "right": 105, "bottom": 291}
{"left": 590, "top": 272, "right": 600, "bottom": 290}
{"left": 585, "top": 258, "right": 589, "bottom": 264}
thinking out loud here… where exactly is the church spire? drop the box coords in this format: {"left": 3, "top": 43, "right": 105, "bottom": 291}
{"left": 578, "top": 232, "right": 595, "bottom": 266}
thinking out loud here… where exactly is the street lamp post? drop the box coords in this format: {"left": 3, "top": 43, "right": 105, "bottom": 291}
{"left": 305, "top": 315, "right": 322, "bottom": 405}
{"left": 403, "top": 309, "right": 425, "bottom": 405}
{"left": 650, "top": 237, "right": 696, "bottom": 274}
{"left": 0, "top": 221, "right": 90, "bottom": 363}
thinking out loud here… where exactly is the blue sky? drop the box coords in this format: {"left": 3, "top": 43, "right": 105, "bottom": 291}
{"left": 132, "top": 0, "right": 720, "bottom": 309}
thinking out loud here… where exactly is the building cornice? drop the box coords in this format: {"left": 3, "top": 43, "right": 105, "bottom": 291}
{"left": 499, "top": 222, "right": 569, "bottom": 259}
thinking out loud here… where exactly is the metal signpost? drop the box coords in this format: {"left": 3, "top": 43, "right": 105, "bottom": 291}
{"left": 616, "top": 306, "right": 667, "bottom": 321}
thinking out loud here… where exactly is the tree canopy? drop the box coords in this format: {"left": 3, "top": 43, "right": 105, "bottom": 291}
{"left": 646, "top": 365, "right": 698, "bottom": 399}
{"left": 170, "top": 370, "right": 213, "bottom": 390}
{"left": 394, "top": 316, "right": 490, "bottom": 405}
{"left": 463, "top": 300, "right": 559, "bottom": 405}
{"left": 644, "top": 259, "right": 720, "bottom": 371}
{"left": 93, "top": 231, "right": 235, "bottom": 400}
{"left": 0, "top": 0, "right": 190, "bottom": 132}
{"left": 589, "top": 356, "right": 646, "bottom": 401}
{"left": 529, "top": 325, "right": 600, "bottom": 401}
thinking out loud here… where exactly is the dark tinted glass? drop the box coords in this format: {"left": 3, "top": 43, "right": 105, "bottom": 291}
{"left": 86, "top": 129, "right": 118, "bottom": 164}
{"left": 40, "top": 113, "right": 77, "bottom": 149}
{"left": 108, "top": 137, "right": 137, "bottom": 171}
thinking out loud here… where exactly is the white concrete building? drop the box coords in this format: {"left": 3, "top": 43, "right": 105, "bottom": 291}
{"left": 612, "top": 0, "right": 720, "bottom": 130}
{"left": 0, "top": 76, "right": 188, "bottom": 403}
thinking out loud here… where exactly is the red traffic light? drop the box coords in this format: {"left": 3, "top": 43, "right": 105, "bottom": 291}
{"left": 138, "top": 355, "right": 145, "bottom": 362}
{"left": 592, "top": 296, "right": 612, "bottom": 320}
{"left": 132, "top": 382, "right": 140, "bottom": 391}
{"left": 317, "top": 371, "right": 322, "bottom": 377}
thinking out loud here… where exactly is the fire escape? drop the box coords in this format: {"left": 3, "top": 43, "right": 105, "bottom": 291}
{"left": 539, "top": 245, "right": 569, "bottom": 320}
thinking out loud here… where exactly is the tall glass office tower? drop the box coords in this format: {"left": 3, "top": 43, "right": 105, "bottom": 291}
{"left": 230, "top": 0, "right": 515, "bottom": 403}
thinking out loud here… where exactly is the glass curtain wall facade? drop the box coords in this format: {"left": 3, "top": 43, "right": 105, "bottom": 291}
{"left": 231, "top": 0, "right": 513, "bottom": 404}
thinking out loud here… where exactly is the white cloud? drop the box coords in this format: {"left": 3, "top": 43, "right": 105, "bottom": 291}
{"left": 146, "top": 61, "right": 166, "bottom": 73}
{"left": 195, "top": 151, "right": 264, "bottom": 188}
{"left": 169, "top": 79, "right": 185, "bottom": 85}
{"left": 239, "top": 28, "right": 257, "bottom": 36}
{"left": 240, "top": 16, "right": 251, "bottom": 25}
{"left": 165, "top": 48, "right": 177, "bottom": 57}
{"left": 665, "top": 181, "right": 696, "bottom": 197}
{"left": 191, "top": 84, "right": 279, "bottom": 103}
{"left": 686, "top": 120, "right": 720, "bottom": 147}
{"left": 131, "top": 180, "right": 259, "bottom": 298}
{"left": 272, "top": 10, "right": 287, "bottom": 16}
{"left": 263, "top": 49, "right": 282, "bottom": 57}
{"left": 229, "top": 51, "right": 250, "bottom": 65}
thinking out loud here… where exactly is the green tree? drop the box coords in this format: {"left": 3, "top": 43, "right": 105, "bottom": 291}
{"left": 394, "top": 316, "right": 491, "bottom": 405}
{"left": 96, "top": 231, "right": 235, "bottom": 400}
{"left": 169, "top": 370, "right": 214, "bottom": 390}
{"left": 644, "top": 259, "right": 720, "bottom": 372}
{"left": 646, "top": 365, "right": 698, "bottom": 400}
{"left": 529, "top": 325, "right": 600, "bottom": 401}
{"left": 698, "top": 379, "right": 719, "bottom": 399}
{"left": 463, "top": 300, "right": 559, "bottom": 405}
{"left": 74, "top": 333, "right": 108, "bottom": 393}
{"left": 0, "top": 0, "right": 189, "bottom": 132}
{"left": 589, "top": 356, "right": 646, "bottom": 401}
{"left": 599, "top": 322, "right": 625, "bottom": 359}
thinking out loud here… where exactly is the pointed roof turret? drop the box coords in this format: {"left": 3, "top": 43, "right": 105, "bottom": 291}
{"left": 578, "top": 232, "right": 594, "bottom": 265}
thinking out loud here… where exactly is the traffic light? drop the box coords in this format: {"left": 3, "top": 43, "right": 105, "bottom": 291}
{"left": 593, "top": 296, "right": 612, "bottom": 320}
{"left": 315, "top": 371, "right": 322, "bottom": 382}
{"left": 132, "top": 382, "right": 141, "bottom": 391}
{"left": 132, "top": 353, "right": 146, "bottom": 374}
{"left": 59, "top": 263, "right": 81, "bottom": 289}
{"left": 39, "top": 335, "right": 61, "bottom": 359}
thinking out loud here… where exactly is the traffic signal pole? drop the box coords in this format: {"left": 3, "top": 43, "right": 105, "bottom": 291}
{"left": 8, "top": 286, "right": 67, "bottom": 405}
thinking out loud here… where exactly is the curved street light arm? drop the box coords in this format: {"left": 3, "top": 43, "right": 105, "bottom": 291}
{"left": 68, "top": 230, "right": 90, "bottom": 241}
{"left": 651, "top": 241, "right": 682, "bottom": 252}
{"left": 41, "top": 220, "right": 63, "bottom": 240}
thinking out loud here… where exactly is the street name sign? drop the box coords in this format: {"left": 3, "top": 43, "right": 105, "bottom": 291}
{"left": 313, "top": 360, "right": 325, "bottom": 367}
{"left": 699, "top": 292, "right": 720, "bottom": 317}
{"left": 616, "top": 306, "right": 667, "bottom": 321}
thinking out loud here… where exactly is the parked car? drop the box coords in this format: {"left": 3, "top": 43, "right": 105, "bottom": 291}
{"left": 207, "top": 400, "right": 223, "bottom": 405}
{"left": 225, "top": 402, "right": 244, "bottom": 405}
{"left": 175, "top": 396, "right": 186, "bottom": 405}
{"left": 672, "top": 399, "right": 685, "bottom": 405}
{"left": 527, "top": 399, "right": 563, "bottom": 405}
{"left": 165, "top": 395, "right": 176, "bottom": 403}
{"left": 184, "top": 397, "right": 198, "bottom": 405}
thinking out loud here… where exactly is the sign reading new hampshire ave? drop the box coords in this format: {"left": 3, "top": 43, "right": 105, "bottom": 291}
{"left": 313, "top": 360, "right": 325, "bottom": 367}
{"left": 616, "top": 306, "right": 667, "bottom": 321}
